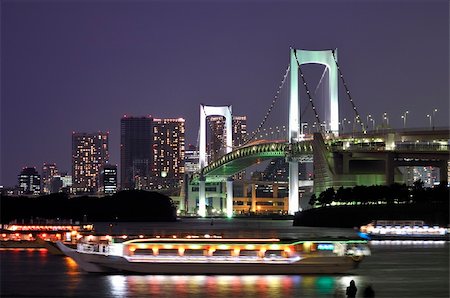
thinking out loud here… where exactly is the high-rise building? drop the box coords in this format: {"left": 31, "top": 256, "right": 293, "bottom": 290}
{"left": 41, "top": 163, "right": 58, "bottom": 194}
{"left": 120, "top": 116, "right": 153, "bottom": 190}
{"left": 232, "top": 116, "right": 248, "bottom": 148}
{"left": 99, "top": 164, "right": 117, "bottom": 195}
{"left": 184, "top": 144, "right": 200, "bottom": 173}
{"left": 50, "top": 172, "right": 72, "bottom": 193}
{"left": 208, "top": 115, "right": 247, "bottom": 162}
{"left": 18, "top": 167, "right": 41, "bottom": 195}
{"left": 152, "top": 118, "right": 185, "bottom": 188}
{"left": 72, "top": 132, "right": 109, "bottom": 194}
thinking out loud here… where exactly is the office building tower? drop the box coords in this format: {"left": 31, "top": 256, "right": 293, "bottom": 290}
{"left": 232, "top": 116, "right": 248, "bottom": 147}
{"left": 152, "top": 118, "right": 185, "bottom": 188}
{"left": 99, "top": 164, "right": 117, "bottom": 195}
{"left": 50, "top": 172, "right": 72, "bottom": 193}
{"left": 208, "top": 115, "right": 247, "bottom": 162}
{"left": 18, "top": 167, "right": 41, "bottom": 195}
{"left": 184, "top": 144, "right": 200, "bottom": 174}
{"left": 120, "top": 116, "right": 153, "bottom": 190}
{"left": 72, "top": 132, "right": 109, "bottom": 194}
{"left": 41, "top": 163, "right": 58, "bottom": 194}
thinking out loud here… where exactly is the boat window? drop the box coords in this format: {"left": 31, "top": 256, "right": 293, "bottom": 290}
{"left": 239, "top": 250, "right": 258, "bottom": 257}
{"left": 157, "top": 249, "right": 179, "bottom": 255}
{"left": 213, "top": 250, "right": 233, "bottom": 256}
{"left": 134, "top": 249, "right": 154, "bottom": 255}
{"left": 184, "top": 249, "right": 205, "bottom": 256}
{"left": 265, "top": 250, "right": 281, "bottom": 257}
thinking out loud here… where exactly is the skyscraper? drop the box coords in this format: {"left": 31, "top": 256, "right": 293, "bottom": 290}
{"left": 72, "top": 132, "right": 109, "bottom": 194}
{"left": 184, "top": 144, "right": 200, "bottom": 174}
{"left": 120, "top": 116, "right": 153, "bottom": 190}
{"left": 232, "top": 116, "right": 248, "bottom": 148}
{"left": 152, "top": 118, "right": 185, "bottom": 188}
{"left": 41, "top": 163, "right": 58, "bottom": 194}
{"left": 18, "top": 167, "right": 41, "bottom": 195}
{"left": 208, "top": 115, "right": 247, "bottom": 162}
{"left": 50, "top": 172, "right": 72, "bottom": 193}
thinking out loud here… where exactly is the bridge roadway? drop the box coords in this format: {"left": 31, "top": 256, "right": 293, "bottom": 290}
{"left": 198, "top": 129, "right": 450, "bottom": 184}
{"left": 202, "top": 140, "right": 313, "bottom": 178}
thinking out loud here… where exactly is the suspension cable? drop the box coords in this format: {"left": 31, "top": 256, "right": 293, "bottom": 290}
{"left": 293, "top": 49, "right": 323, "bottom": 131}
{"left": 243, "top": 63, "right": 291, "bottom": 145}
{"left": 331, "top": 50, "right": 367, "bottom": 134}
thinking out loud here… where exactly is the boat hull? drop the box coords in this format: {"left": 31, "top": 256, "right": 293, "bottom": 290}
{"left": 101, "top": 257, "right": 358, "bottom": 275}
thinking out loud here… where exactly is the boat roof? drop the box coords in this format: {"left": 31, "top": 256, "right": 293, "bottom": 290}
{"left": 120, "top": 237, "right": 367, "bottom": 246}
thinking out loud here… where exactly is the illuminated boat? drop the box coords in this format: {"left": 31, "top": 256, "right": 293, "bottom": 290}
{"left": 56, "top": 236, "right": 370, "bottom": 274}
{"left": 360, "top": 220, "right": 449, "bottom": 240}
{"left": 1, "top": 224, "right": 93, "bottom": 242}
{"left": 0, "top": 223, "right": 93, "bottom": 253}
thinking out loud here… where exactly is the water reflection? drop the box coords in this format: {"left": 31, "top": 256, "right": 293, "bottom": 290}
{"left": 108, "top": 275, "right": 127, "bottom": 297}
{"left": 102, "top": 274, "right": 347, "bottom": 297}
{"left": 64, "top": 256, "right": 79, "bottom": 275}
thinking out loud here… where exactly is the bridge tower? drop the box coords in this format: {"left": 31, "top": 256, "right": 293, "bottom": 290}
{"left": 199, "top": 104, "right": 233, "bottom": 218}
{"left": 288, "top": 48, "right": 339, "bottom": 214}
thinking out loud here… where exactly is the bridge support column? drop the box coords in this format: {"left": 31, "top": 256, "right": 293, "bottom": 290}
{"left": 288, "top": 161, "right": 300, "bottom": 214}
{"left": 251, "top": 184, "right": 256, "bottom": 213}
{"left": 226, "top": 178, "right": 233, "bottom": 218}
{"left": 385, "top": 153, "right": 395, "bottom": 186}
{"left": 199, "top": 177, "right": 206, "bottom": 217}
{"left": 439, "top": 160, "right": 448, "bottom": 185}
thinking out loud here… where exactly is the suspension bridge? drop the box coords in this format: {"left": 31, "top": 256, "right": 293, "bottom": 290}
{"left": 191, "top": 48, "right": 449, "bottom": 218}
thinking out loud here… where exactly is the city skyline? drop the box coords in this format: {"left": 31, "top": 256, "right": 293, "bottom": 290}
{"left": 2, "top": 0, "right": 448, "bottom": 187}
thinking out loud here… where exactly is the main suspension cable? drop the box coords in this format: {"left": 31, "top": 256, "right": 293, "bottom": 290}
{"left": 243, "top": 63, "right": 291, "bottom": 145}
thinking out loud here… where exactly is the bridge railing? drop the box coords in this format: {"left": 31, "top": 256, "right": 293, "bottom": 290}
{"left": 394, "top": 143, "right": 449, "bottom": 152}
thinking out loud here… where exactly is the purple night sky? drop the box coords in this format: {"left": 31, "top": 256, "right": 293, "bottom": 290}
{"left": 1, "top": 0, "right": 448, "bottom": 187}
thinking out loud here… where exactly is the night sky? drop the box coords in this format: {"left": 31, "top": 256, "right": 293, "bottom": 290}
{"left": 1, "top": 0, "right": 448, "bottom": 187}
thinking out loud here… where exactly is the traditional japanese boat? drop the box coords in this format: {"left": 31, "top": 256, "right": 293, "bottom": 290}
{"left": 56, "top": 235, "right": 370, "bottom": 274}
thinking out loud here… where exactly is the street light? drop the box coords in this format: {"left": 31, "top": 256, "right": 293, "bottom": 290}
{"left": 352, "top": 116, "right": 359, "bottom": 134}
{"left": 432, "top": 108, "right": 438, "bottom": 129}
{"left": 401, "top": 110, "right": 409, "bottom": 128}
{"left": 382, "top": 112, "right": 389, "bottom": 128}
{"left": 342, "top": 118, "right": 347, "bottom": 133}
{"left": 426, "top": 114, "right": 432, "bottom": 129}
{"left": 366, "top": 114, "right": 372, "bottom": 131}
{"left": 370, "top": 118, "right": 376, "bottom": 131}
{"left": 320, "top": 121, "right": 327, "bottom": 133}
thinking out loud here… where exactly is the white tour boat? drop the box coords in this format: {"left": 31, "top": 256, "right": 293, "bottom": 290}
{"left": 57, "top": 235, "right": 370, "bottom": 274}
{"left": 360, "top": 220, "right": 449, "bottom": 240}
